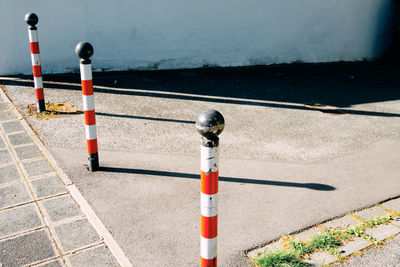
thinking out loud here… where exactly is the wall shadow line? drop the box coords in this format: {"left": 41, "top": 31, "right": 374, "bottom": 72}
{"left": 99, "top": 166, "right": 336, "bottom": 191}
{"left": 96, "top": 112, "right": 195, "bottom": 124}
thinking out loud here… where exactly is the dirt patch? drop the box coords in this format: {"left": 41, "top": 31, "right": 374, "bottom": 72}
{"left": 27, "top": 102, "right": 81, "bottom": 120}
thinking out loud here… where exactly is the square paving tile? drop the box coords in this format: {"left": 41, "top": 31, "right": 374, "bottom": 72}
{"left": 353, "top": 206, "right": 388, "bottom": 221}
{"left": 22, "top": 159, "right": 53, "bottom": 178}
{"left": 293, "top": 227, "right": 323, "bottom": 242}
{"left": 14, "top": 145, "right": 42, "bottom": 160}
{"left": 381, "top": 198, "right": 400, "bottom": 213}
{"left": 54, "top": 219, "right": 101, "bottom": 253}
{"left": 322, "top": 215, "right": 360, "bottom": 230}
{"left": 0, "top": 111, "right": 15, "bottom": 122}
{"left": 0, "top": 137, "right": 5, "bottom": 149}
{"left": 0, "top": 103, "right": 8, "bottom": 111}
{"left": 0, "top": 149, "right": 13, "bottom": 164}
{"left": 2, "top": 120, "right": 23, "bottom": 133}
{"left": 29, "top": 176, "right": 67, "bottom": 199}
{"left": 365, "top": 224, "right": 400, "bottom": 241}
{"left": 41, "top": 195, "right": 83, "bottom": 223}
{"left": 337, "top": 238, "right": 371, "bottom": 257}
{"left": 66, "top": 245, "right": 119, "bottom": 267}
{"left": 0, "top": 164, "right": 21, "bottom": 185}
{"left": 0, "top": 182, "right": 32, "bottom": 209}
{"left": 0, "top": 229, "right": 57, "bottom": 266}
{"left": 306, "top": 251, "right": 338, "bottom": 265}
{"left": 0, "top": 203, "right": 44, "bottom": 238}
{"left": 8, "top": 132, "right": 32, "bottom": 146}
{"left": 35, "top": 259, "right": 65, "bottom": 267}
{"left": 248, "top": 241, "right": 283, "bottom": 259}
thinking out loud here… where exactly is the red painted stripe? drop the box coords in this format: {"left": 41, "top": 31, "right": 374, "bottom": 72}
{"left": 30, "top": 42, "right": 39, "bottom": 54}
{"left": 35, "top": 88, "right": 44, "bottom": 100}
{"left": 87, "top": 139, "right": 98, "bottom": 154}
{"left": 201, "top": 257, "right": 217, "bottom": 267}
{"left": 32, "top": 65, "right": 42, "bottom": 77}
{"left": 82, "top": 80, "right": 93, "bottom": 95}
{"left": 201, "top": 215, "right": 217, "bottom": 239}
{"left": 84, "top": 110, "right": 96, "bottom": 125}
{"left": 201, "top": 171, "right": 218, "bottom": 195}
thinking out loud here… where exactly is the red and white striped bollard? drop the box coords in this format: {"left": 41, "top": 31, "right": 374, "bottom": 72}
{"left": 25, "top": 13, "right": 45, "bottom": 112}
{"left": 196, "top": 110, "right": 225, "bottom": 267}
{"left": 75, "top": 42, "right": 99, "bottom": 172}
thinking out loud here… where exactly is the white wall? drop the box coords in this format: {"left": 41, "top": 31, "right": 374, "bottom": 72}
{"left": 0, "top": 0, "right": 395, "bottom": 75}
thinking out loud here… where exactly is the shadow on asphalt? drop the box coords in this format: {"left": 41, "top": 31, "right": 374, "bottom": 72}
{"left": 99, "top": 166, "right": 336, "bottom": 191}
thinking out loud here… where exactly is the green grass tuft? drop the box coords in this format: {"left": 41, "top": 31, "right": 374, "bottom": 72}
{"left": 257, "top": 250, "right": 310, "bottom": 267}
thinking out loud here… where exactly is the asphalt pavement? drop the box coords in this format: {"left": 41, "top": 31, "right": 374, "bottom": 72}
{"left": 1, "top": 62, "right": 400, "bottom": 266}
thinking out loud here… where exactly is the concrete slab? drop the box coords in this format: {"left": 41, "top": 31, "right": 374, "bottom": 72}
{"left": 65, "top": 245, "right": 119, "bottom": 267}
{"left": 294, "top": 227, "right": 323, "bottom": 242}
{"left": 365, "top": 224, "right": 400, "bottom": 242}
{"left": 0, "top": 164, "right": 22, "bottom": 185}
{"left": 14, "top": 144, "right": 42, "bottom": 160}
{"left": 0, "top": 111, "right": 15, "bottom": 122}
{"left": 0, "top": 182, "right": 32, "bottom": 209}
{"left": 54, "top": 219, "right": 101, "bottom": 253}
{"left": 321, "top": 215, "right": 360, "bottom": 230}
{"left": 0, "top": 229, "right": 57, "bottom": 266}
{"left": 0, "top": 149, "right": 13, "bottom": 164}
{"left": 337, "top": 238, "right": 372, "bottom": 257}
{"left": 0, "top": 203, "right": 44, "bottom": 238}
{"left": 0, "top": 103, "right": 8, "bottom": 111}
{"left": 22, "top": 159, "right": 53, "bottom": 178}
{"left": 307, "top": 251, "right": 338, "bottom": 266}
{"left": 41, "top": 194, "right": 83, "bottom": 223}
{"left": 381, "top": 198, "right": 400, "bottom": 213}
{"left": 247, "top": 241, "right": 283, "bottom": 259}
{"left": 0, "top": 136, "right": 5, "bottom": 149}
{"left": 1, "top": 120, "right": 24, "bottom": 134}
{"left": 35, "top": 260, "right": 65, "bottom": 267}
{"left": 29, "top": 175, "right": 67, "bottom": 199}
{"left": 353, "top": 207, "right": 388, "bottom": 221}
{"left": 7, "top": 132, "right": 32, "bottom": 146}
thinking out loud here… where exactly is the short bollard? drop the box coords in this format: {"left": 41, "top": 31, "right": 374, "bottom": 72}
{"left": 25, "top": 13, "right": 45, "bottom": 112}
{"left": 196, "top": 110, "right": 225, "bottom": 267}
{"left": 75, "top": 42, "right": 99, "bottom": 172}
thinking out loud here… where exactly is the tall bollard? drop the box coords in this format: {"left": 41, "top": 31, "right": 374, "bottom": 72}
{"left": 75, "top": 42, "right": 99, "bottom": 172}
{"left": 196, "top": 110, "right": 225, "bottom": 267}
{"left": 25, "top": 13, "right": 45, "bottom": 112}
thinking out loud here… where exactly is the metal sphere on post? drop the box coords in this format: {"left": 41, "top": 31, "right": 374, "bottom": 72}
{"left": 196, "top": 109, "right": 225, "bottom": 267}
{"left": 25, "top": 12, "right": 45, "bottom": 113}
{"left": 75, "top": 42, "right": 99, "bottom": 172}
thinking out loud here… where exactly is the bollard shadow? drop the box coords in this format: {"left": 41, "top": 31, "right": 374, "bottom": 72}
{"left": 98, "top": 166, "right": 336, "bottom": 191}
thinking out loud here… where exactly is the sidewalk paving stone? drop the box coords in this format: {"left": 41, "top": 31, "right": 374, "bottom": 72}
{"left": 337, "top": 238, "right": 372, "bottom": 257}
{"left": 321, "top": 215, "right": 360, "bottom": 230}
{"left": 353, "top": 207, "right": 388, "bottom": 221}
{"left": 0, "top": 137, "right": 5, "bottom": 149}
{"left": 391, "top": 218, "right": 400, "bottom": 228}
{"left": 381, "top": 198, "right": 400, "bottom": 213}
{"left": 0, "top": 182, "right": 32, "bottom": 209}
{"left": 35, "top": 260, "right": 65, "bottom": 267}
{"left": 54, "top": 218, "right": 101, "bottom": 253}
{"left": 0, "top": 103, "right": 8, "bottom": 111}
{"left": 306, "top": 251, "right": 338, "bottom": 266}
{"left": 66, "top": 245, "right": 119, "bottom": 267}
{"left": 1, "top": 120, "right": 24, "bottom": 133}
{"left": 14, "top": 144, "right": 42, "bottom": 160}
{"left": 0, "top": 164, "right": 21, "bottom": 185}
{"left": 247, "top": 241, "right": 283, "bottom": 259}
{"left": 8, "top": 132, "right": 32, "bottom": 146}
{"left": 0, "top": 149, "right": 13, "bottom": 164}
{"left": 294, "top": 227, "right": 323, "bottom": 242}
{"left": 41, "top": 195, "right": 83, "bottom": 223}
{"left": 0, "top": 229, "right": 57, "bottom": 266}
{"left": 365, "top": 224, "right": 400, "bottom": 242}
{"left": 29, "top": 175, "right": 68, "bottom": 199}
{"left": 0, "top": 203, "right": 44, "bottom": 238}
{"left": 22, "top": 159, "right": 53, "bottom": 177}
{"left": 0, "top": 111, "right": 15, "bottom": 122}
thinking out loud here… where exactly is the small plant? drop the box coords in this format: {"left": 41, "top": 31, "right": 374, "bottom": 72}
{"left": 257, "top": 250, "right": 309, "bottom": 267}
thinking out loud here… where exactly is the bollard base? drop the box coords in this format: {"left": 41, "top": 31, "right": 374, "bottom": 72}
{"left": 37, "top": 100, "right": 45, "bottom": 113}
{"left": 88, "top": 152, "right": 99, "bottom": 172}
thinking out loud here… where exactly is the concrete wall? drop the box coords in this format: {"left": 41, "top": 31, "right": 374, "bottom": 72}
{"left": 0, "top": 0, "right": 395, "bottom": 75}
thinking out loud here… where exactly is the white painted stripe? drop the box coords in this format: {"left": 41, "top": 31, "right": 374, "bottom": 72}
{"left": 201, "top": 146, "right": 218, "bottom": 173}
{"left": 82, "top": 95, "right": 94, "bottom": 111}
{"left": 28, "top": 29, "right": 38, "bottom": 42}
{"left": 85, "top": 124, "right": 97, "bottom": 140}
{"left": 34, "top": 77, "right": 43, "bottom": 89}
{"left": 201, "top": 192, "right": 217, "bottom": 217}
{"left": 80, "top": 64, "right": 93, "bottom": 81}
{"left": 31, "top": 54, "right": 40, "bottom": 66}
{"left": 201, "top": 236, "right": 217, "bottom": 259}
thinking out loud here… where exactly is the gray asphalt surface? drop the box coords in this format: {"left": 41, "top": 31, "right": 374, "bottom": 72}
{"left": 2, "top": 62, "right": 400, "bottom": 266}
